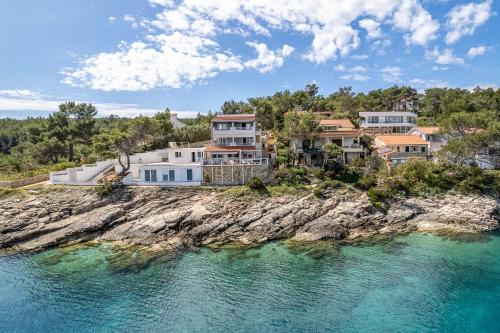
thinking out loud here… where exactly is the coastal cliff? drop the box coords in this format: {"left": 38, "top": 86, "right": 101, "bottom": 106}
{"left": 0, "top": 186, "right": 498, "bottom": 253}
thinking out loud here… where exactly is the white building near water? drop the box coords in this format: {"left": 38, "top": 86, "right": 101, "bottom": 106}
{"left": 50, "top": 143, "right": 205, "bottom": 186}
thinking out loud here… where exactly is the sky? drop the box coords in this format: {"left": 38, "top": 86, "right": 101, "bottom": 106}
{"left": 0, "top": 0, "right": 498, "bottom": 119}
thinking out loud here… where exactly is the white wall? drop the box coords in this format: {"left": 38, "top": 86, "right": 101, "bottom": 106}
{"left": 139, "top": 164, "right": 202, "bottom": 185}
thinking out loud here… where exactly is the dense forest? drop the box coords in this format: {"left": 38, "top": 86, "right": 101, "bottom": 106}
{"left": 0, "top": 85, "right": 499, "bottom": 181}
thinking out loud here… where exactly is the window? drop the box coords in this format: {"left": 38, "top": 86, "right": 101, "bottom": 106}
{"left": 169, "top": 170, "right": 175, "bottom": 181}
{"left": 145, "top": 169, "right": 157, "bottom": 182}
{"left": 186, "top": 169, "right": 193, "bottom": 181}
{"left": 175, "top": 151, "right": 182, "bottom": 158}
{"left": 421, "top": 146, "right": 426, "bottom": 153}
{"left": 405, "top": 146, "right": 410, "bottom": 152}
{"left": 162, "top": 169, "right": 168, "bottom": 181}
{"left": 197, "top": 151, "right": 202, "bottom": 158}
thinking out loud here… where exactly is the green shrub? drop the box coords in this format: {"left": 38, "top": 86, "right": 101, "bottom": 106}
{"left": 356, "top": 175, "right": 377, "bottom": 190}
{"left": 246, "top": 176, "right": 265, "bottom": 190}
{"left": 313, "top": 188, "right": 323, "bottom": 198}
{"left": 320, "top": 179, "right": 345, "bottom": 190}
{"left": 276, "top": 167, "right": 309, "bottom": 185}
{"left": 367, "top": 187, "right": 388, "bottom": 212}
{"left": 94, "top": 183, "right": 116, "bottom": 198}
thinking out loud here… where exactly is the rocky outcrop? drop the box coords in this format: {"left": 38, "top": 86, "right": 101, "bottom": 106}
{"left": 0, "top": 186, "right": 498, "bottom": 253}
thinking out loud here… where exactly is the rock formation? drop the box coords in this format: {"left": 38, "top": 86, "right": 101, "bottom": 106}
{"left": 0, "top": 186, "right": 498, "bottom": 253}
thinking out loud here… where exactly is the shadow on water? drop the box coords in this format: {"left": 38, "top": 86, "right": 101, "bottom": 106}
{"left": 284, "top": 240, "right": 341, "bottom": 260}
{"left": 31, "top": 242, "right": 178, "bottom": 275}
{"left": 428, "top": 231, "right": 494, "bottom": 243}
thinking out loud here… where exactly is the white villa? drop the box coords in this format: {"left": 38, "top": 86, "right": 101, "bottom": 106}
{"left": 359, "top": 111, "right": 417, "bottom": 135}
{"left": 50, "top": 143, "right": 205, "bottom": 186}
{"left": 50, "top": 113, "right": 270, "bottom": 186}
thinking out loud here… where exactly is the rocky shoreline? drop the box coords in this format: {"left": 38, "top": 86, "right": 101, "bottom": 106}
{"left": 0, "top": 186, "right": 498, "bottom": 253}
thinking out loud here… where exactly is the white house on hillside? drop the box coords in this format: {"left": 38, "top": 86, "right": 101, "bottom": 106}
{"left": 359, "top": 111, "right": 417, "bottom": 135}
{"left": 207, "top": 114, "right": 262, "bottom": 160}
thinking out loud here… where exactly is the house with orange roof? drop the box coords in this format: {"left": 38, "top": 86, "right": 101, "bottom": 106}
{"left": 374, "top": 135, "right": 430, "bottom": 166}
{"left": 292, "top": 118, "right": 365, "bottom": 164}
{"left": 407, "top": 126, "right": 448, "bottom": 154}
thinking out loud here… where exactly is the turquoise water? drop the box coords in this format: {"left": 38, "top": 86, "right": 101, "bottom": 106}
{"left": 0, "top": 233, "right": 499, "bottom": 333}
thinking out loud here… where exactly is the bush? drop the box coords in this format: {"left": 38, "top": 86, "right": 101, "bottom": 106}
{"left": 367, "top": 187, "right": 388, "bottom": 212}
{"left": 356, "top": 175, "right": 377, "bottom": 190}
{"left": 276, "top": 167, "right": 309, "bottom": 185}
{"left": 313, "top": 188, "right": 323, "bottom": 198}
{"left": 94, "top": 183, "right": 116, "bottom": 198}
{"left": 246, "top": 176, "right": 265, "bottom": 190}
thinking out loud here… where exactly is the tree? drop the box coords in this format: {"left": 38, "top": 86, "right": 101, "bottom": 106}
{"left": 151, "top": 109, "right": 174, "bottom": 148}
{"left": 59, "top": 102, "right": 98, "bottom": 162}
{"left": 321, "top": 143, "right": 344, "bottom": 168}
{"left": 111, "top": 117, "right": 160, "bottom": 175}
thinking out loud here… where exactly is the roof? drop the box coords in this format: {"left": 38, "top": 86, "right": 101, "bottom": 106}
{"left": 414, "top": 126, "right": 440, "bottom": 135}
{"left": 212, "top": 114, "right": 255, "bottom": 122}
{"left": 205, "top": 145, "right": 257, "bottom": 152}
{"left": 375, "top": 135, "right": 428, "bottom": 146}
{"left": 319, "top": 119, "right": 355, "bottom": 129}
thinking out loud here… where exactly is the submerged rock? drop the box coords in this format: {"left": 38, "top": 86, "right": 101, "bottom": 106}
{"left": 0, "top": 187, "right": 498, "bottom": 253}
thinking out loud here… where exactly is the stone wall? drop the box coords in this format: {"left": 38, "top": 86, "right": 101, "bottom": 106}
{"left": 203, "top": 165, "right": 270, "bottom": 185}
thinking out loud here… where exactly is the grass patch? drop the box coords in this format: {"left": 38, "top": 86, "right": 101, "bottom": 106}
{"left": 0, "top": 162, "right": 77, "bottom": 181}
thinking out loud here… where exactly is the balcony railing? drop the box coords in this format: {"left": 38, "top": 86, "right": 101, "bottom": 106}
{"left": 388, "top": 151, "right": 428, "bottom": 159}
{"left": 202, "top": 158, "right": 269, "bottom": 166}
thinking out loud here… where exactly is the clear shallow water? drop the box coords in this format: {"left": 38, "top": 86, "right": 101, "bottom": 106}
{"left": 0, "top": 233, "right": 499, "bottom": 333}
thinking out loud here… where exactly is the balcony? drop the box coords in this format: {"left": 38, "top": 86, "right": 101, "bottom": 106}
{"left": 212, "top": 127, "right": 260, "bottom": 137}
{"left": 342, "top": 144, "right": 364, "bottom": 152}
{"left": 202, "top": 158, "right": 269, "bottom": 166}
{"left": 360, "top": 121, "right": 416, "bottom": 128}
{"left": 388, "top": 151, "right": 428, "bottom": 159}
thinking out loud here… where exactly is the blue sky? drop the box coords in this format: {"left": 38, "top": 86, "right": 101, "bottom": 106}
{"left": 0, "top": 0, "right": 498, "bottom": 118}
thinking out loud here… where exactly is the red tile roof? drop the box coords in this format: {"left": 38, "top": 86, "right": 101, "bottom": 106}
{"left": 375, "top": 135, "right": 428, "bottom": 145}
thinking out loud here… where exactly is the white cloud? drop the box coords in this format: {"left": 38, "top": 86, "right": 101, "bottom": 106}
{"left": 445, "top": 0, "right": 493, "bottom": 44}
{"left": 392, "top": 0, "right": 439, "bottom": 46}
{"left": 62, "top": 33, "right": 244, "bottom": 91}
{"left": 432, "top": 65, "right": 449, "bottom": 71}
{"left": 0, "top": 93, "right": 198, "bottom": 118}
{"left": 0, "top": 89, "right": 43, "bottom": 99}
{"left": 410, "top": 78, "right": 448, "bottom": 89}
{"left": 359, "top": 18, "right": 383, "bottom": 39}
{"left": 380, "top": 66, "right": 402, "bottom": 83}
{"left": 468, "top": 45, "right": 487, "bottom": 58}
{"left": 339, "top": 74, "right": 371, "bottom": 81}
{"left": 335, "top": 64, "right": 366, "bottom": 72}
{"left": 351, "top": 54, "right": 369, "bottom": 60}
{"left": 63, "top": 0, "right": 441, "bottom": 91}
{"left": 425, "top": 47, "right": 464, "bottom": 65}
{"left": 108, "top": 16, "right": 116, "bottom": 24}
{"left": 244, "top": 42, "right": 294, "bottom": 73}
